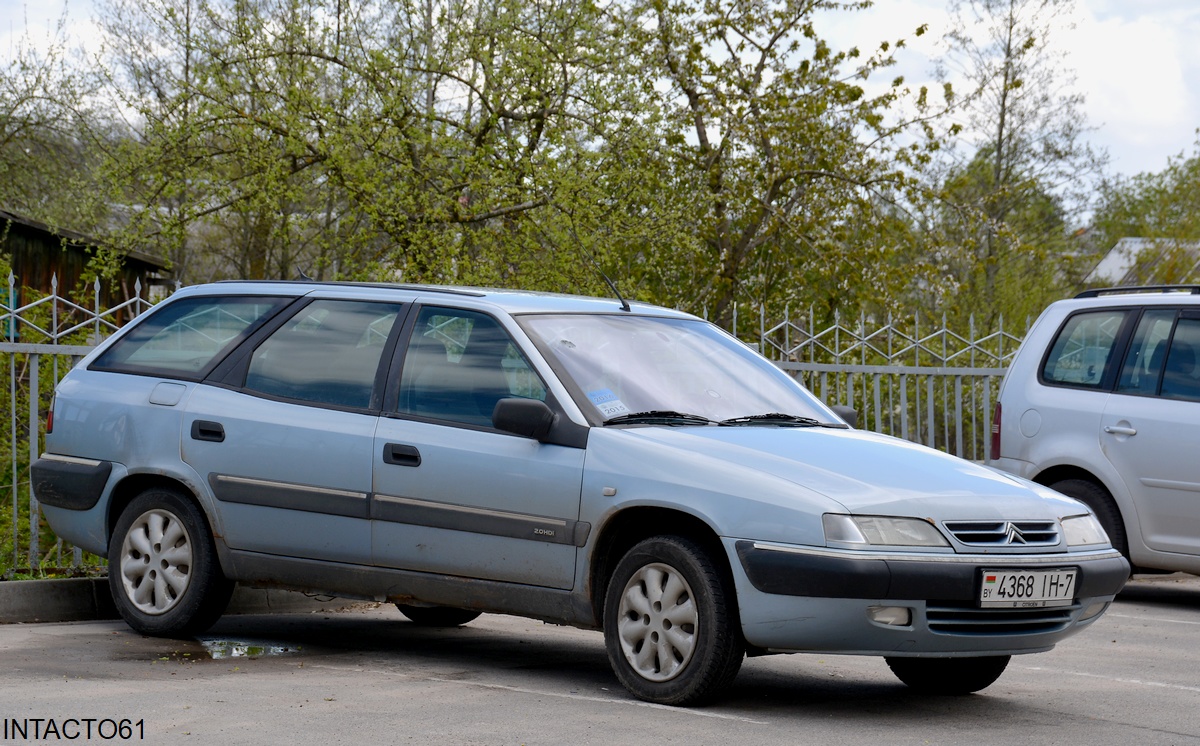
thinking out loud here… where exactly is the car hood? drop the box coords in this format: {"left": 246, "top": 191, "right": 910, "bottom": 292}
{"left": 609, "top": 425, "right": 1082, "bottom": 521}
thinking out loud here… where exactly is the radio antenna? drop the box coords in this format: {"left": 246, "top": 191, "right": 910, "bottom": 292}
{"left": 599, "top": 268, "right": 631, "bottom": 312}
{"left": 537, "top": 219, "right": 631, "bottom": 312}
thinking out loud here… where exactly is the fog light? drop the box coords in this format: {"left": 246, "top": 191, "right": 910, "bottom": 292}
{"left": 1078, "top": 601, "right": 1108, "bottom": 622}
{"left": 867, "top": 605, "right": 912, "bottom": 626}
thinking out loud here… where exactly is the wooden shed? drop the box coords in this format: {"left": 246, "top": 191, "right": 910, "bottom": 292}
{"left": 1, "top": 208, "right": 171, "bottom": 317}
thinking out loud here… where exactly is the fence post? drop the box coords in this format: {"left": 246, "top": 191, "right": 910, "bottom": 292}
{"left": 27, "top": 353, "right": 39, "bottom": 570}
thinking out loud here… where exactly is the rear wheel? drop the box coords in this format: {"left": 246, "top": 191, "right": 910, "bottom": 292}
{"left": 603, "top": 536, "right": 744, "bottom": 705}
{"left": 1049, "top": 478, "right": 1127, "bottom": 558}
{"left": 886, "top": 655, "right": 1010, "bottom": 695}
{"left": 107, "top": 488, "right": 233, "bottom": 636}
{"left": 396, "top": 604, "right": 481, "bottom": 627}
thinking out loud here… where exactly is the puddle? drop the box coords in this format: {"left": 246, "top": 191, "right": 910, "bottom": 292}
{"left": 144, "top": 638, "right": 301, "bottom": 662}
{"left": 197, "top": 638, "right": 301, "bottom": 660}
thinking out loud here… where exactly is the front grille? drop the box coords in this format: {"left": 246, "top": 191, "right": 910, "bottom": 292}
{"left": 943, "top": 520, "right": 1060, "bottom": 547}
{"left": 926, "top": 601, "right": 1079, "bottom": 635}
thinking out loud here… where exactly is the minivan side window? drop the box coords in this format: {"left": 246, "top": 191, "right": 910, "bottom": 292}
{"left": 91, "top": 295, "right": 289, "bottom": 379}
{"left": 1041, "top": 310, "right": 1127, "bottom": 388}
{"left": 1161, "top": 318, "right": 1200, "bottom": 401}
{"left": 1117, "top": 309, "right": 1175, "bottom": 395}
{"left": 244, "top": 300, "right": 404, "bottom": 409}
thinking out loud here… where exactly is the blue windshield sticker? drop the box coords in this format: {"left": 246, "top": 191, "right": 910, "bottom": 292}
{"left": 587, "top": 388, "right": 631, "bottom": 417}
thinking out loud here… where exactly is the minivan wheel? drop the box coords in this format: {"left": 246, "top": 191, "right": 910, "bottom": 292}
{"left": 603, "top": 536, "right": 744, "bottom": 705}
{"left": 1049, "top": 478, "right": 1128, "bottom": 558}
{"left": 108, "top": 488, "right": 233, "bottom": 637}
{"left": 396, "top": 604, "right": 481, "bottom": 627}
{"left": 885, "top": 655, "right": 1010, "bottom": 695}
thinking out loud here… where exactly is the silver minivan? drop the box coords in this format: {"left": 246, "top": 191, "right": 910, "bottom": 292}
{"left": 989, "top": 285, "right": 1200, "bottom": 573}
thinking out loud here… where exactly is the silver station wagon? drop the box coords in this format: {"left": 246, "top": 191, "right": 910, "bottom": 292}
{"left": 34, "top": 282, "right": 1129, "bottom": 704}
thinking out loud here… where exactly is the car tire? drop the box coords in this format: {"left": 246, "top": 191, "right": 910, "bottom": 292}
{"left": 395, "top": 604, "right": 482, "bottom": 627}
{"left": 885, "top": 655, "right": 1010, "bottom": 695}
{"left": 1049, "top": 478, "right": 1128, "bottom": 558}
{"left": 603, "top": 536, "right": 744, "bottom": 705}
{"left": 107, "top": 488, "right": 233, "bottom": 637}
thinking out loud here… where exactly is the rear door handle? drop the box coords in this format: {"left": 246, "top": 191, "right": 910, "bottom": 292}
{"left": 190, "top": 420, "right": 226, "bottom": 442}
{"left": 383, "top": 443, "right": 421, "bottom": 467}
{"left": 1103, "top": 425, "right": 1137, "bottom": 436}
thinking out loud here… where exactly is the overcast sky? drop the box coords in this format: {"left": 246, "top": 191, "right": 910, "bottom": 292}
{"left": 3, "top": 0, "right": 1199, "bottom": 179}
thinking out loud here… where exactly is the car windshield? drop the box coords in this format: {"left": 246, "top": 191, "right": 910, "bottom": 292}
{"left": 519, "top": 313, "right": 835, "bottom": 424}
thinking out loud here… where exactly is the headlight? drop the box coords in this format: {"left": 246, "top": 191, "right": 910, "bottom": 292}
{"left": 823, "top": 514, "right": 950, "bottom": 547}
{"left": 1062, "top": 514, "right": 1109, "bottom": 547}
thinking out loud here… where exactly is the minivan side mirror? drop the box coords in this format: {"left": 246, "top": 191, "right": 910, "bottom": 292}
{"left": 492, "top": 398, "right": 555, "bottom": 440}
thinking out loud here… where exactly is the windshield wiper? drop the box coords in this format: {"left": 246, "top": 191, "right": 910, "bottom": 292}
{"left": 719, "top": 413, "right": 827, "bottom": 427}
{"left": 604, "top": 410, "right": 713, "bottom": 426}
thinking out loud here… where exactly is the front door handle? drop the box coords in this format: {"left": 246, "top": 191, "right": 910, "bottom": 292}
{"left": 190, "top": 420, "right": 226, "bottom": 442}
{"left": 1103, "top": 425, "right": 1137, "bottom": 436}
{"left": 383, "top": 443, "right": 421, "bottom": 467}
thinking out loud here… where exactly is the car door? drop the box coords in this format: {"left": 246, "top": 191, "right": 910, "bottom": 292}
{"left": 182, "top": 298, "right": 407, "bottom": 564}
{"left": 1105, "top": 310, "right": 1200, "bottom": 555}
{"left": 371, "top": 305, "right": 586, "bottom": 590}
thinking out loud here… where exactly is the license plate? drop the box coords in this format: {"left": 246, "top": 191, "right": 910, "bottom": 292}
{"left": 979, "top": 568, "right": 1077, "bottom": 608}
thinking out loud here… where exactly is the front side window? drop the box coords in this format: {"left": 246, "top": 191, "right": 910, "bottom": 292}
{"left": 519, "top": 314, "right": 831, "bottom": 423}
{"left": 1041, "top": 310, "right": 1128, "bottom": 388}
{"left": 245, "top": 300, "right": 403, "bottom": 409}
{"left": 91, "top": 295, "right": 289, "bottom": 379}
{"left": 395, "top": 307, "right": 547, "bottom": 427}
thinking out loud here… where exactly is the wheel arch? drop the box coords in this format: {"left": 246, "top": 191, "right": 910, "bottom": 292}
{"left": 1032, "top": 464, "right": 1110, "bottom": 493}
{"left": 1032, "top": 465, "right": 1130, "bottom": 530}
{"left": 586, "top": 506, "right": 732, "bottom": 628}
{"left": 1034, "top": 465, "right": 1137, "bottom": 558}
{"left": 106, "top": 473, "right": 212, "bottom": 545}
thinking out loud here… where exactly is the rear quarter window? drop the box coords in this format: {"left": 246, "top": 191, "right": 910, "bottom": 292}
{"left": 1041, "top": 309, "right": 1129, "bottom": 388}
{"left": 91, "top": 295, "right": 290, "bottom": 379}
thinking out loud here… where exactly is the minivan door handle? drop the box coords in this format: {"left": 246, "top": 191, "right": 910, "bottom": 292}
{"left": 1103, "top": 425, "right": 1137, "bottom": 436}
{"left": 190, "top": 420, "right": 226, "bottom": 443}
{"left": 383, "top": 443, "right": 422, "bottom": 467}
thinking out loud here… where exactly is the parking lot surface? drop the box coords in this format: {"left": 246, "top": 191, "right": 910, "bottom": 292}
{"left": 3, "top": 574, "right": 1200, "bottom": 745}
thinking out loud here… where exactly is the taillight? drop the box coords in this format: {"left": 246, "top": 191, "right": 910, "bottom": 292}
{"left": 45, "top": 395, "right": 54, "bottom": 434}
{"left": 990, "top": 401, "right": 1001, "bottom": 461}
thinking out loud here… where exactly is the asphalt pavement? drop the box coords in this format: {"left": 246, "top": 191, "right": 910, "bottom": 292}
{"left": 2, "top": 573, "right": 1200, "bottom": 744}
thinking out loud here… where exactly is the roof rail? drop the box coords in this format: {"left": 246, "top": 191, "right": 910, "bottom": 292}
{"left": 1075, "top": 285, "right": 1200, "bottom": 299}
{"left": 211, "top": 279, "right": 487, "bottom": 297}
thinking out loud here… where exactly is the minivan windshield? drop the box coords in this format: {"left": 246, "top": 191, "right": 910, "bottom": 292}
{"left": 519, "top": 314, "right": 835, "bottom": 425}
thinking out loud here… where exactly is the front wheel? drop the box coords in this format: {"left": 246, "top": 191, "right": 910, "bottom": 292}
{"left": 603, "top": 536, "right": 744, "bottom": 705}
{"left": 885, "top": 655, "right": 1011, "bottom": 695}
{"left": 107, "top": 488, "right": 233, "bottom": 637}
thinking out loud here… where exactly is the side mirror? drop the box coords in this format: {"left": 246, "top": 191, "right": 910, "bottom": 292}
{"left": 492, "top": 398, "right": 555, "bottom": 440}
{"left": 830, "top": 404, "right": 858, "bottom": 428}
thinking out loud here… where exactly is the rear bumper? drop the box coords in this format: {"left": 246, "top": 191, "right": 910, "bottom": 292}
{"left": 31, "top": 454, "right": 113, "bottom": 511}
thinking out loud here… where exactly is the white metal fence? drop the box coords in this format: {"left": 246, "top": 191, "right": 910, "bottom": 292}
{"left": 3, "top": 275, "right": 158, "bottom": 575}
{"left": 2, "top": 281, "right": 1027, "bottom": 575}
{"left": 758, "top": 308, "right": 1029, "bottom": 461}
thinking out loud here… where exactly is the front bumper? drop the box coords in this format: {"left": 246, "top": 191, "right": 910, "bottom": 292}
{"left": 729, "top": 539, "right": 1129, "bottom": 655}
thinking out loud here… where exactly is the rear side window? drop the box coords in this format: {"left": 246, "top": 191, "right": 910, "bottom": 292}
{"left": 91, "top": 296, "right": 289, "bottom": 379}
{"left": 1041, "top": 310, "right": 1128, "bottom": 388}
{"left": 1161, "top": 318, "right": 1200, "bottom": 401}
{"left": 1115, "top": 311, "right": 1200, "bottom": 401}
{"left": 245, "top": 300, "right": 404, "bottom": 409}
{"left": 1117, "top": 309, "right": 1175, "bottom": 395}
